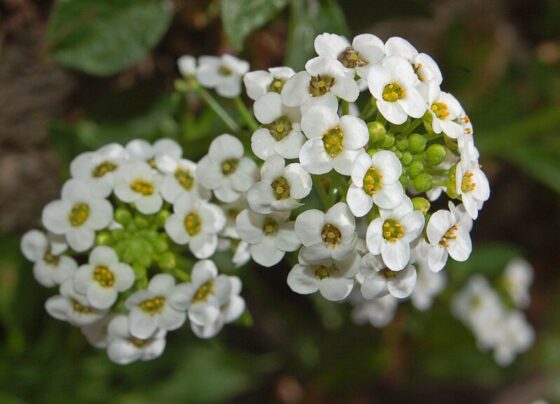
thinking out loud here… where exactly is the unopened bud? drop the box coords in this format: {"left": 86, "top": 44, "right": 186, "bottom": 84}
{"left": 401, "top": 152, "right": 413, "bottom": 166}
{"left": 426, "top": 144, "right": 446, "bottom": 166}
{"left": 368, "top": 121, "right": 386, "bottom": 143}
{"left": 408, "top": 160, "right": 424, "bottom": 177}
{"left": 413, "top": 173, "right": 433, "bottom": 192}
{"left": 408, "top": 133, "right": 427, "bottom": 153}
{"left": 412, "top": 197, "right": 431, "bottom": 214}
{"left": 396, "top": 138, "right": 408, "bottom": 151}
{"left": 381, "top": 134, "right": 395, "bottom": 148}
{"left": 115, "top": 208, "right": 132, "bottom": 225}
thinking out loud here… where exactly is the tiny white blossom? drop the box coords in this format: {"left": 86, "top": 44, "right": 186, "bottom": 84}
{"left": 165, "top": 194, "right": 226, "bottom": 259}
{"left": 410, "top": 264, "right": 446, "bottom": 311}
{"left": 347, "top": 151, "right": 405, "bottom": 217}
{"left": 106, "top": 315, "right": 167, "bottom": 365}
{"left": 157, "top": 156, "right": 211, "bottom": 204}
{"left": 351, "top": 293, "right": 398, "bottom": 328}
{"left": 125, "top": 273, "right": 188, "bottom": 339}
{"left": 287, "top": 253, "right": 360, "bottom": 301}
{"left": 502, "top": 258, "right": 533, "bottom": 309}
{"left": 244, "top": 66, "right": 295, "bottom": 100}
{"left": 81, "top": 315, "right": 112, "bottom": 349}
{"left": 21, "top": 230, "right": 76, "bottom": 287}
{"left": 113, "top": 161, "right": 163, "bottom": 215}
{"left": 493, "top": 311, "right": 534, "bottom": 366}
{"left": 427, "top": 83, "right": 464, "bottom": 139}
{"left": 358, "top": 253, "right": 417, "bottom": 299}
{"left": 236, "top": 209, "right": 300, "bottom": 267}
{"left": 455, "top": 161, "right": 490, "bottom": 220}
{"left": 366, "top": 197, "right": 425, "bottom": 271}
{"left": 125, "top": 138, "right": 182, "bottom": 165}
{"left": 300, "top": 106, "right": 368, "bottom": 175}
{"left": 196, "top": 55, "right": 249, "bottom": 98}
{"left": 178, "top": 55, "right": 197, "bottom": 77}
{"left": 73, "top": 246, "right": 135, "bottom": 310}
{"left": 42, "top": 179, "right": 113, "bottom": 252}
{"left": 197, "top": 134, "right": 258, "bottom": 203}
{"left": 295, "top": 202, "right": 357, "bottom": 262}
{"left": 247, "top": 155, "right": 311, "bottom": 214}
{"left": 70, "top": 143, "right": 128, "bottom": 198}
{"left": 220, "top": 197, "right": 249, "bottom": 239}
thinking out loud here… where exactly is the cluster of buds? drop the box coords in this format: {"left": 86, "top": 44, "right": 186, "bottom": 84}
{"left": 23, "top": 32, "right": 497, "bottom": 365}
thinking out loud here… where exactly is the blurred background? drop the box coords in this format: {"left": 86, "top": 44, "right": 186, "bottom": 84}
{"left": 0, "top": 0, "right": 559, "bottom": 402}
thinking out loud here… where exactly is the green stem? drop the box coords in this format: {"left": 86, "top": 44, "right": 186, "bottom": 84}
{"left": 341, "top": 100, "right": 350, "bottom": 115}
{"left": 400, "top": 118, "right": 423, "bottom": 138}
{"left": 313, "top": 176, "right": 330, "bottom": 209}
{"left": 195, "top": 86, "right": 240, "bottom": 133}
{"left": 360, "top": 98, "right": 377, "bottom": 120}
{"left": 234, "top": 96, "right": 259, "bottom": 131}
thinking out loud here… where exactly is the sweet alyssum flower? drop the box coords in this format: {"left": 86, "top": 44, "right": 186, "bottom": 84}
{"left": 502, "top": 258, "right": 533, "bottom": 309}
{"left": 42, "top": 179, "right": 113, "bottom": 252}
{"left": 455, "top": 160, "right": 490, "bottom": 220}
{"left": 178, "top": 55, "right": 196, "bottom": 78}
{"left": 410, "top": 254, "right": 446, "bottom": 311}
{"left": 244, "top": 66, "right": 295, "bottom": 100}
{"left": 427, "top": 83, "right": 464, "bottom": 139}
{"left": 299, "top": 105, "right": 369, "bottom": 175}
{"left": 73, "top": 246, "right": 135, "bottom": 310}
{"left": 351, "top": 293, "right": 398, "bottom": 328}
{"left": 157, "top": 156, "right": 211, "bottom": 204}
{"left": 235, "top": 209, "right": 300, "bottom": 267}
{"left": 366, "top": 197, "right": 425, "bottom": 271}
{"left": 70, "top": 143, "right": 128, "bottom": 198}
{"left": 251, "top": 92, "right": 305, "bottom": 160}
{"left": 113, "top": 160, "right": 163, "bottom": 215}
{"left": 21, "top": 230, "right": 76, "bottom": 287}
{"left": 196, "top": 55, "right": 250, "bottom": 98}
{"left": 197, "top": 134, "right": 258, "bottom": 203}
{"left": 247, "top": 155, "right": 311, "bottom": 214}
{"left": 125, "top": 138, "right": 182, "bottom": 166}
{"left": 358, "top": 253, "right": 417, "bottom": 299}
{"left": 165, "top": 193, "right": 226, "bottom": 259}
{"left": 295, "top": 202, "right": 357, "bottom": 262}
{"left": 493, "top": 311, "right": 535, "bottom": 367}
{"left": 347, "top": 151, "right": 405, "bottom": 217}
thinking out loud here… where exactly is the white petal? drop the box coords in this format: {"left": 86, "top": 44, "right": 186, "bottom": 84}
{"left": 387, "top": 265, "right": 417, "bottom": 298}
{"left": 87, "top": 284, "right": 117, "bottom": 309}
{"left": 299, "top": 139, "right": 332, "bottom": 174}
{"left": 281, "top": 72, "right": 311, "bottom": 107}
{"left": 283, "top": 163, "right": 311, "bottom": 199}
{"left": 314, "top": 33, "right": 349, "bottom": 58}
{"left": 332, "top": 149, "right": 360, "bottom": 176}
{"left": 400, "top": 211, "right": 425, "bottom": 242}
{"left": 149, "top": 273, "right": 175, "bottom": 295}
{"left": 209, "top": 134, "right": 243, "bottom": 162}
{"left": 231, "top": 158, "right": 258, "bottom": 192}
{"left": 447, "top": 230, "right": 472, "bottom": 261}
{"left": 189, "top": 303, "right": 220, "bottom": 326}
{"left": 129, "top": 310, "right": 158, "bottom": 339}
{"left": 21, "top": 230, "right": 48, "bottom": 262}
{"left": 340, "top": 115, "right": 368, "bottom": 149}
{"left": 294, "top": 209, "right": 324, "bottom": 246}
{"left": 347, "top": 185, "right": 373, "bottom": 217}
{"left": 399, "top": 87, "right": 427, "bottom": 118}
{"left": 361, "top": 275, "right": 388, "bottom": 299}
{"left": 319, "top": 277, "right": 354, "bottom": 301}
{"left": 275, "top": 130, "right": 306, "bottom": 159}
{"left": 251, "top": 237, "right": 284, "bottom": 267}
{"left": 276, "top": 224, "right": 300, "bottom": 252}
{"left": 287, "top": 264, "right": 318, "bottom": 294}
{"left": 427, "top": 210, "right": 455, "bottom": 245}
{"left": 331, "top": 76, "right": 359, "bottom": 102}
{"left": 376, "top": 100, "right": 408, "bottom": 125}
{"left": 365, "top": 218, "right": 384, "bottom": 254}
{"left": 165, "top": 214, "right": 189, "bottom": 244}
{"left": 214, "top": 184, "right": 240, "bottom": 203}
{"left": 382, "top": 239, "right": 410, "bottom": 271}
{"left": 190, "top": 233, "right": 218, "bottom": 259}
{"left": 253, "top": 92, "right": 283, "bottom": 124}
{"left": 243, "top": 70, "right": 272, "bottom": 100}
{"left": 372, "top": 150, "right": 402, "bottom": 183}
{"left": 373, "top": 182, "right": 404, "bottom": 210}
{"left": 66, "top": 227, "right": 95, "bottom": 252}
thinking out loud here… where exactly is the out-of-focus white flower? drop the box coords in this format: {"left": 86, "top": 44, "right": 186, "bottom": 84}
{"left": 455, "top": 161, "right": 490, "bottom": 220}
{"left": 410, "top": 264, "right": 446, "bottom": 311}
{"left": 358, "top": 253, "right": 417, "bottom": 299}
{"left": 178, "top": 55, "right": 197, "bottom": 77}
{"left": 42, "top": 179, "right": 113, "bottom": 252}
{"left": 197, "top": 55, "right": 250, "bottom": 98}
{"left": 493, "top": 311, "right": 535, "bottom": 366}
{"left": 502, "top": 258, "right": 533, "bottom": 309}
{"left": 351, "top": 293, "right": 398, "bottom": 328}
{"left": 197, "top": 134, "right": 258, "bottom": 203}
{"left": 113, "top": 161, "right": 163, "bottom": 215}
{"left": 244, "top": 67, "right": 295, "bottom": 100}
{"left": 125, "top": 139, "right": 182, "bottom": 166}
{"left": 81, "top": 315, "right": 112, "bottom": 349}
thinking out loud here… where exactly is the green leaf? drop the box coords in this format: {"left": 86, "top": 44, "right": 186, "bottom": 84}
{"left": 222, "top": 0, "right": 289, "bottom": 51}
{"left": 503, "top": 143, "right": 560, "bottom": 193}
{"left": 47, "top": 0, "right": 173, "bottom": 76}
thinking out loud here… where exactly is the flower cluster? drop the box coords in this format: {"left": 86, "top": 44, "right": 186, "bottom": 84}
{"left": 21, "top": 139, "right": 245, "bottom": 364}
{"left": 452, "top": 258, "right": 534, "bottom": 366}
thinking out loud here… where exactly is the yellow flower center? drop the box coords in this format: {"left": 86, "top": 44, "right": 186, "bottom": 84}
{"left": 92, "top": 161, "right": 118, "bottom": 178}
{"left": 264, "top": 116, "right": 292, "bottom": 141}
{"left": 271, "top": 176, "right": 290, "bottom": 200}
{"left": 363, "top": 166, "right": 383, "bottom": 196}
{"left": 382, "top": 219, "right": 404, "bottom": 242}
{"left": 314, "top": 264, "right": 338, "bottom": 280}
{"left": 221, "top": 159, "right": 239, "bottom": 176}
{"left": 380, "top": 267, "right": 399, "bottom": 279}
{"left": 128, "top": 337, "right": 153, "bottom": 348}
{"left": 43, "top": 250, "right": 59, "bottom": 265}
{"left": 93, "top": 265, "right": 115, "bottom": 288}
{"left": 322, "top": 126, "right": 344, "bottom": 158}
{"left": 218, "top": 65, "right": 232, "bottom": 76}
{"left": 431, "top": 102, "right": 449, "bottom": 120}
{"left": 461, "top": 171, "right": 476, "bottom": 193}
{"left": 439, "top": 225, "right": 458, "bottom": 248}
{"left": 338, "top": 47, "right": 367, "bottom": 68}
{"left": 193, "top": 280, "right": 215, "bottom": 303}
{"left": 68, "top": 203, "right": 90, "bottom": 227}
{"left": 262, "top": 217, "right": 279, "bottom": 236}
{"left": 175, "top": 168, "right": 194, "bottom": 191}
{"left": 382, "top": 82, "right": 406, "bottom": 102}
{"left": 139, "top": 296, "right": 166, "bottom": 316}
{"left": 321, "top": 224, "right": 342, "bottom": 247}
{"left": 184, "top": 212, "right": 202, "bottom": 236}
{"left": 268, "top": 79, "right": 285, "bottom": 93}
{"left": 71, "top": 298, "right": 95, "bottom": 314}
{"left": 130, "top": 179, "right": 154, "bottom": 196}
{"left": 309, "top": 74, "right": 335, "bottom": 97}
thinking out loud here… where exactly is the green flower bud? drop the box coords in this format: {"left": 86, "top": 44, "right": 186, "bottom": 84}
{"left": 158, "top": 252, "right": 176, "bottom": 271}
{"left": 396, "top": 138, "right": 408, "bottom": 151}
{"left": 137, "top": 252, "right": 152, "bottom": 268}
{"left": 446, "top": 164, "right": 459, "bottom": 198}
{"left": 155, "top": 209, "right": 171, "bottom": 228}
{"left": 408, "top": 133, "right": 427, "bottom": 153}
{"left": 112, "top": 228, "right": 126, "bottom": 241}
{"left": 115, "top": 208, "right": 132, "bottom": 225}
{"left": 412, "top": 197, "right": 431, "bottom": 214}
{"left": 413, "top": 173, "right": 433, "bottom": 193}
{"left": 401, "top": 152, "right": 413, "bottom": 166}
{"left": 399, "top": 173, "right": 410, "bottom": 186}
{"left": 368, "top": 121, "right": 386, "bottom": 143}
{"left": 96, "top": 231, "right": 112, "bottom": 246}
{"left": 381, "top": 133, "right": 395, "bottom": 148}
{"left": 395, "top": 150, "right": 403, "bottom": 159}
{"left": 408, "top": 160, "right": 424, "bottom": 177}
{"left": 154, "top": 237, "right": 169, "bottom": 253}
{"left": 426, "top": 144, "right": 446, "bottom": 166}
{"left": 134, "top": 216, "right": 150, "bottom": 229}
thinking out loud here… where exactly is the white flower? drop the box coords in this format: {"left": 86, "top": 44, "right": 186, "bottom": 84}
{"left": 366, "top": 197, "right": 424, "bottom": 271}
{"left": 125, "top": 273, "right": 188, "bottom": 339}
{"left": 251, "top": 92, "right": 305, "bottom": 160}
{"left": 178, "top": 55, "right": 196, "bottom": 77}
{"left": 113, "top": 161, "right": 163, "bottom": 214}
{"left": 21, "top": 230, "right": 76, "bottom": 287}
{"left": 493, "top": 311, "right": 534, "bottom": 366}
{"left": 247, "top": 155, "right": 311, "bottom": 214}
{"left": 411, "top": 264, "right": 446, "bottom": 311}
{"left": 42, "top": 179, "right": 113, "bottom": 252}
{"left": 295, "top": 202, "right": 357, "bottom": 262}
{"left": 190, "top": 275, "right": 245, "bottom": 339}
{"left": 455, "top": 161, "right": 490, "bottom": 220}
{"left": 197, "top": 134, "right": 258, "bottom": 203}
{"left": 73, "top": 246, "right": 135, "bottom": 310}
{"left": 314, "top": 33, "right": 385, "bottom": 78}
{"left": 502, "top": 258, "right": 533, "bottom": 309}
{"left": 232, "top": 240, "right": 251, "bottom": 268}
{"left": 236, "top": 209, "right": 300, "bottom": 267}
{"left": 384, "top": 36, "right": 442, "bottom": 90}
{"left": 106, "top": 314, "right": 167, "bottom": 365}
{"left": 426, "top": 202, "right": 473, "bottom": 272}
{"left": 287, "top": 253, "right": 360, "bottom": 301}
{"left": 165, "top": 194, "right": 226, "bottom": 259}
{"left": 125, "top": 138, "right": 182, "bottom": 165}
{"left": 220, "top": 197, "right": 249, "bottom": 239}
{"left": 347, "top": 151, "right": 405, "bottom": 217}
{"left": 70, "top": 143, "right": 128, "bottom": 198}
{"left": 244, "top": 66, "right": 295, "bottom": 100}
{"left": 157, "top": 156, "right": 211, "bottom": 204}
{"left": 282, "top": 56, "right": 359, "bottom": 112}
{"left": 81, "top": 315, "right": 112, "bottom": 349}
{"left": 426, "top": 84, "right": 464, "bottom": 139}
{"left": 196, "top": 55, "right": 249, "bottom": 98}
{"left": 351, "top": 293, "right": 398, "bottom": 328}
{"left": 367, "top": 56, "right": 427, "bottom": 124}
{"left": 171, "top": 260, "right": 235, "bottom": 331}
{"left": 299, "top": 106, "right": 368, "bottom": 175}
{"left": 358, "top": 253, "right": 417, "bottom": 299}
{"left": 45, "top": 279, "right": 108, "bottom": 326}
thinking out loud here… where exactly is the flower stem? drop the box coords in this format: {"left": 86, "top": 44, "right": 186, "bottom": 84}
{"left": 234, "top": 96, "right": 259, "bottom": 132}
{"left": 313, "top": 176, "right": 331, "bottom": 209}
{"left": 195, "top": 86, "right": 240, "bottom": 133}
{"left": 360, "top": 98, "right": 376, "bottom": 120}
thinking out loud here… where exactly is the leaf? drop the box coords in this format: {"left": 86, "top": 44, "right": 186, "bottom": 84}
{"left": 503, "top": 143, "right": 560, "bottom": 193}
{"left": 47, "top": 0, "right": 173, "bottom": 76}
{"left": 222, "top": 0, "right": 289, "bottom": 51}
{"left": 285, "top": 0, "right": 349, "bottom": 70}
